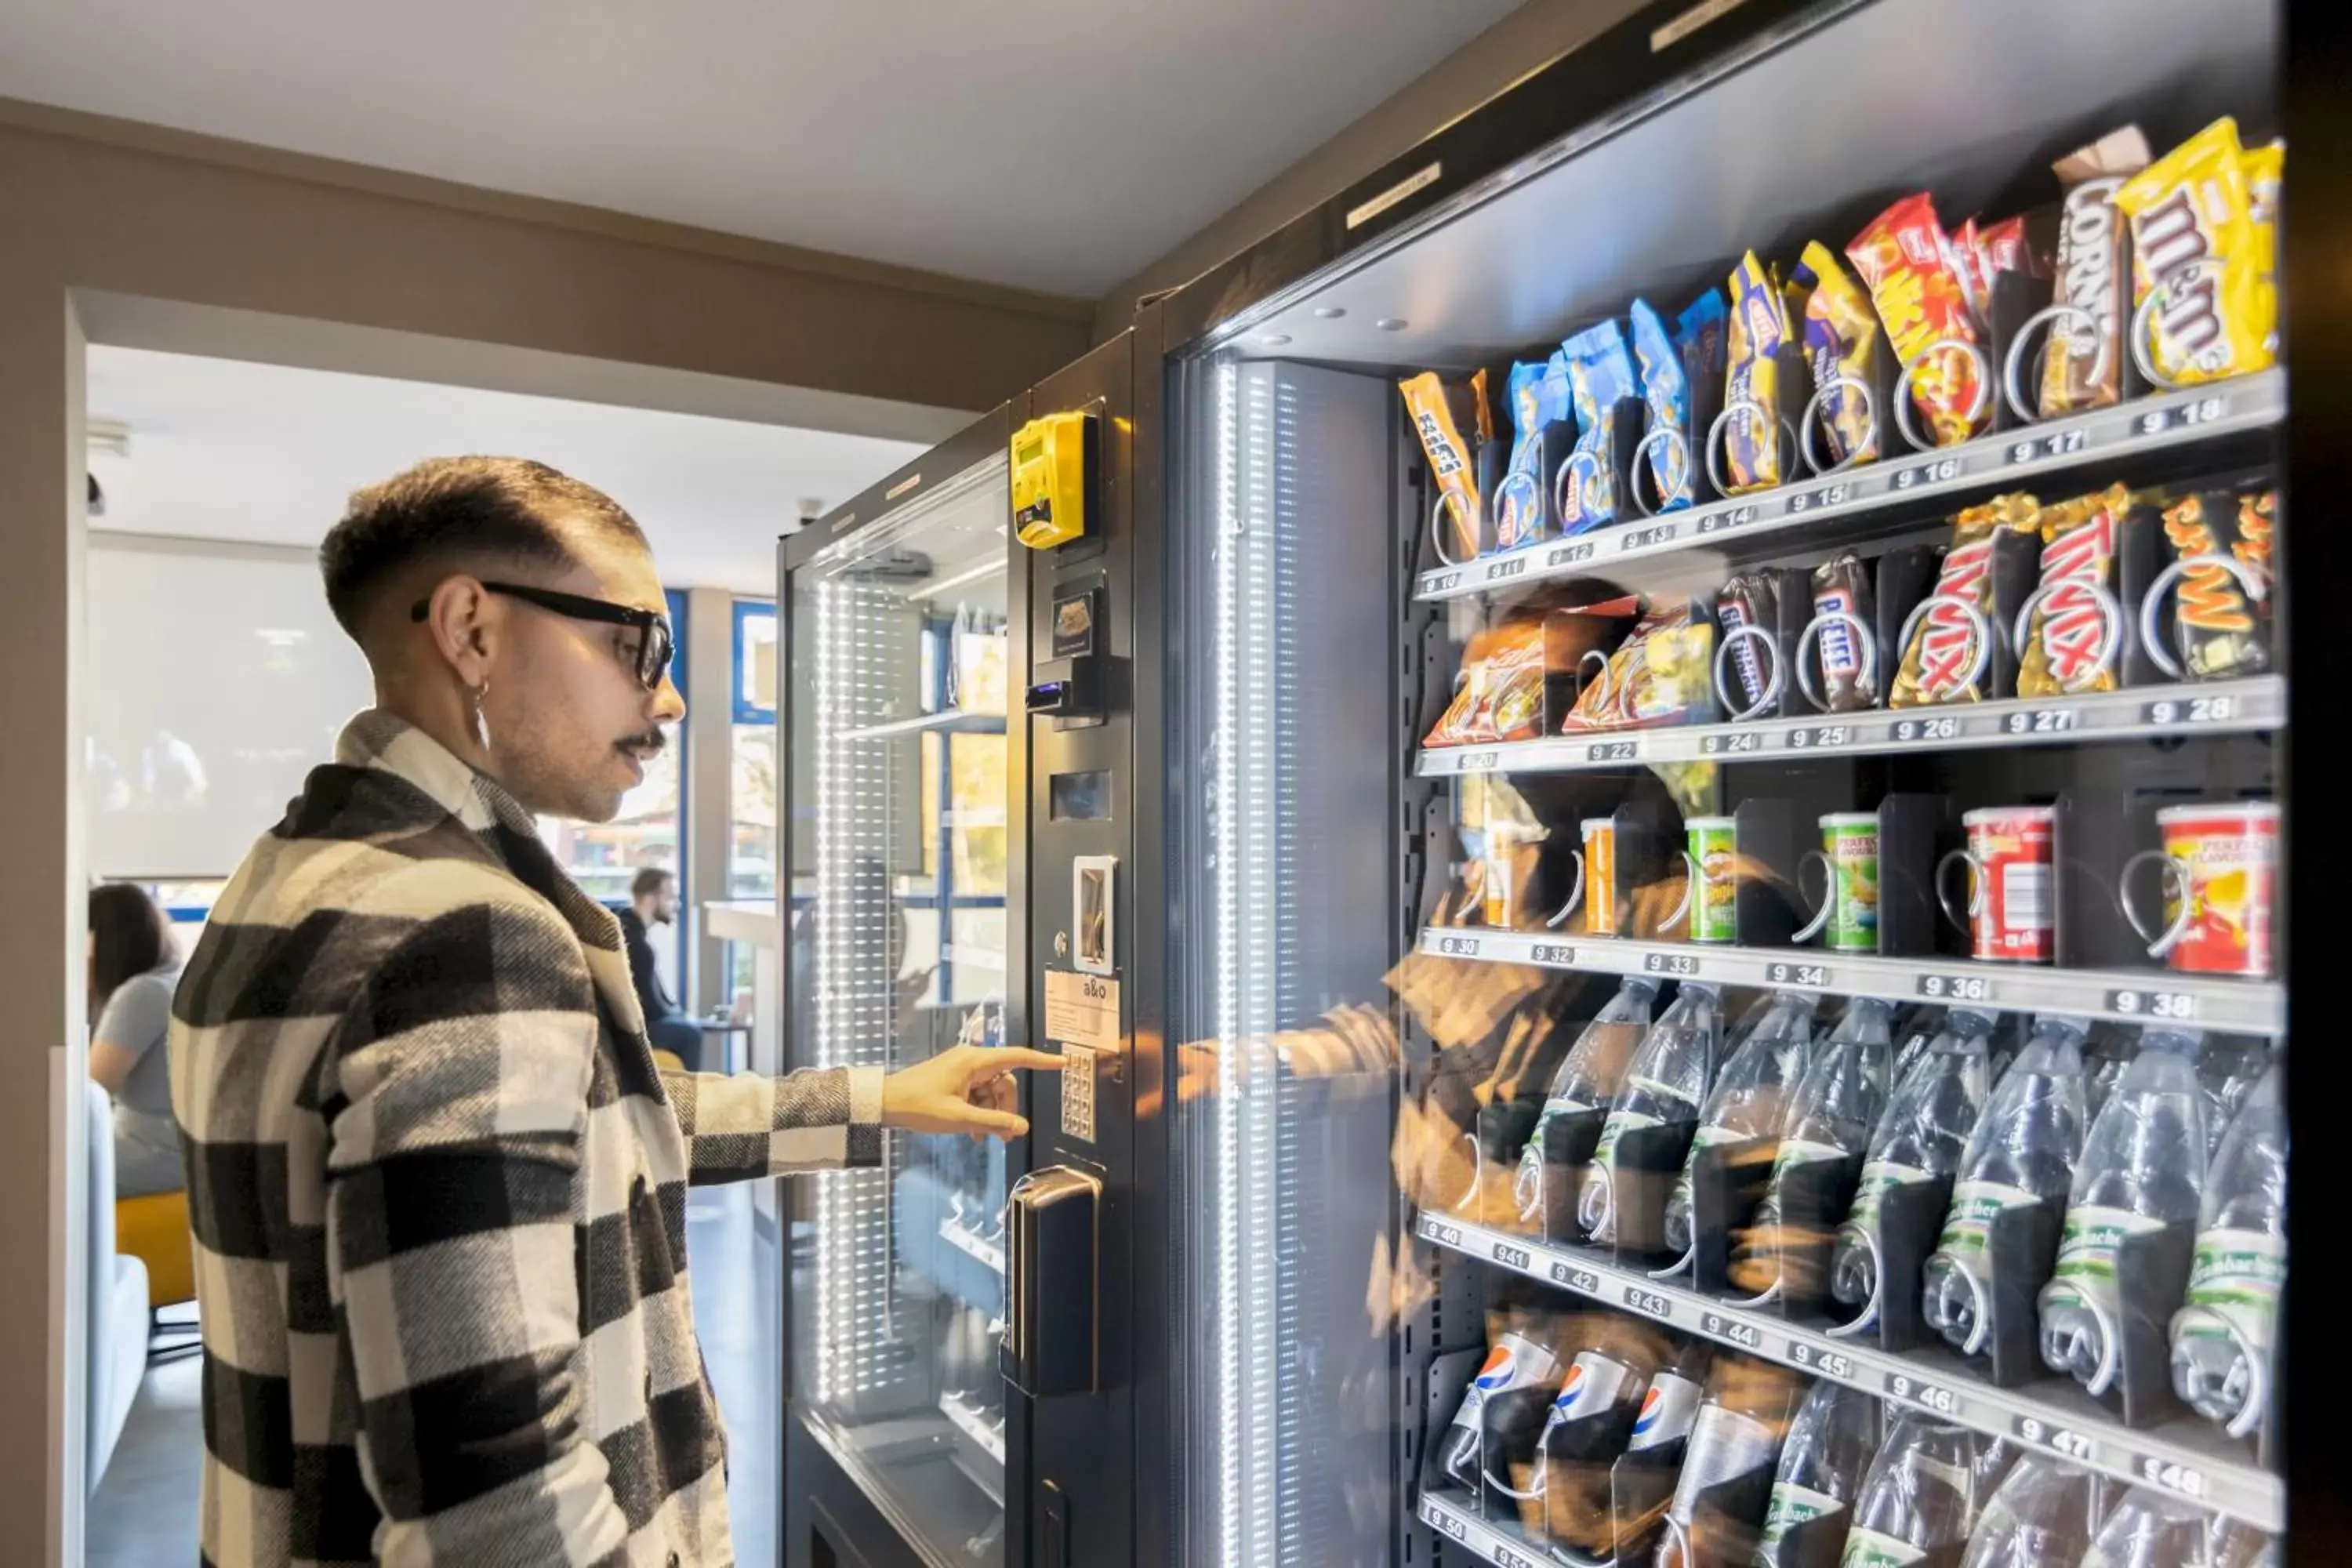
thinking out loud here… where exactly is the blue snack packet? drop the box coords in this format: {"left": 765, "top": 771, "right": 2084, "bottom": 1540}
{"left": 1495, "top": 359, "right": 1557, "bottom": 550}
{"left": 1558, "top": 320, "right": 1641, "bottom": 534}
{"left": 1629, "top": 299, "right": 1693, "bottom": 512}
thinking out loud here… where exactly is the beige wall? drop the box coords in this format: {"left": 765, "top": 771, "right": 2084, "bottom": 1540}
{"left": 1092, "top": 0, "right": 1648, "bottom": 341}
{"left": 0, "top": 98, "right": 1091, "bottom": 1563}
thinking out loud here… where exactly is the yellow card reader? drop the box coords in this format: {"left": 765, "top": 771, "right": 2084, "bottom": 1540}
{"left": 1011, "top": 410, "right": 1094, "bottom": 550}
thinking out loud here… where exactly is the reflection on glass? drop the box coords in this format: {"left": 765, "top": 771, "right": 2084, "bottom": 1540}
{"left": 789, "top": 453, "right": 1011, "bottom": 1564}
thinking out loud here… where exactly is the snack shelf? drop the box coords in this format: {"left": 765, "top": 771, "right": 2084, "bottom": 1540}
{"left": 1416, "top": 1212, "right": 2283, "bottom": 1533}
{"left": 1415, "top": 927, "right": 2284, "bottom": 1035}
{"left": 940, "top": 1214, "right": 1007, "bottom": 1276}
{"left": 838, "top": 708, "right": 1008, "bottom": 741}
{"left": 1418, "top": 1489, "right": 1550, "bottom": 1568}
{"left": 1417, "top": 677, "right": 2283, "bottom": 776}
{"left": 939, "top": 1388, "right": 1007, "bottom": 1472}
{"left": 1413, "top": 371, "right": 2285, "bottom": 603}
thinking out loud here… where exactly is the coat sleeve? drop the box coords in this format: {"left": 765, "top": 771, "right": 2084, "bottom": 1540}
{"left": 659, "top": 1064, "right": 887, "bottom": 1185}
{"left": 321, "top": 898, "right": 633, "bottom": 1567}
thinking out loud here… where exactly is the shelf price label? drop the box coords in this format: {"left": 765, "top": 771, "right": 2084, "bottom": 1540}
{"left": 2140, "top": 1458, "right": 2209, "bottom": 1500}
{"left": 1455, "top": 750, "right": 1500, "bottom": 774}
{"left": 1547, "top": 540, "right": 1598, "bottom": 569}
{"left": 2013, "top": 1414, "right": 2099, "bottom": 1465}
{"left": 2142, "top": 694, "right": 2245, "bottom": 727}
{"left": 1700, "top": 1311, "right": 1764, "bottom": 1352}
{"left": 1425, "top": 570, "right": 1463, "bottom": 595}
{"left": 1697, "top": 504, "right": 1761, "bottom": 536}
{"left": 2005, "top": 707, "right": 2079, "bottom": 735}
{"left": 1645, "top": 952, "right": 1702, "bottom": 976}
{"left": 1787, "top": 1341, "right": 1853, "bottom": 1380}
{"left": 2138, "top": 394, "right": 2228, "bottom": 435}
{"left": 1421, "top": 1217, "right": 1465, "bottom": 1249}
{"left": 1434, "top": 935, "right": 1484, "bottom": 959}
{"left": 1894, "top": 456, "right": 1963, "bottom": 490}
{"left": 1551, "top": 1261, "right": 1603, "bottom": 1294}
{"left": 2008, "top": 427, "right": 2089, "bottom": 465}
{"left": 1884, "top": 1370, "right": 1962, "bottom": 1416}
{"left": 1786, "top": 481, "right": 1853, "bottom": 514}
{"left": 1588, "top": 740, "right": 1639, "bottom": 763}
{"left": 2109, "top": 988, "right": 2197, "bottom": 1022}
{"left": 1488, "top": 555, "right": 1530, "bottom": 582}
{"left": 1425, "top": 1499, "right": 1469, "bottom": 1542}
{"left": 1918, "top": 972, "right": 1993, "bottom": 1003}
{"left": 1492, "top": 1241, "right": 1534, "bottom": 1273}
{"left": 1494, "top": 1541, "right": 1546, "bottom": 1568}
{"left": 1786, "top": 724, "right": 1852, "bottom": 750}
{"left": 1766, "top": 962, "right": 1830, "bottom": 988}
{"left": 1893, "top": 715, "right": 1959, "bottom": 742}
{"left": 1623, "top": 1286, "right": 1675, "bottom": 1321}
{"left": 1626, "top": 522, "right": 1679, "bottom": 551}
{"left": 1700, "top": 731, "right": 1763, "bottom": 756}
{"left": 1530, "top": 943, "right": 1577, "bottom": 967}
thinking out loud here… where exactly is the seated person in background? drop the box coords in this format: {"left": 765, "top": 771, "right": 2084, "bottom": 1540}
{"left": 620, "top": 866, "right": 709, "bottom": 1068}
{"left": 87, "top": 882, "right": 187, "bottom": 1196}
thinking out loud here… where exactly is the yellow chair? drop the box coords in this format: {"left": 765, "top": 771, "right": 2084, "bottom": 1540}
{"left": 651, "top": 1048, "right": 688, "bottom": 1075}
{"left": 117, "top": 1189, "right": 200, "bottom": 1358}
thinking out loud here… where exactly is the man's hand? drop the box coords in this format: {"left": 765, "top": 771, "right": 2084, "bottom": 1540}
{"left": 882, "top": 1044, "right": 1065, "bottom": 1140}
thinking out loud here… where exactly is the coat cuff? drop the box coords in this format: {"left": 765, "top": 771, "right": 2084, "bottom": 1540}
{"left": 844, "top": 1065, "right": 887, "bottom": 1167}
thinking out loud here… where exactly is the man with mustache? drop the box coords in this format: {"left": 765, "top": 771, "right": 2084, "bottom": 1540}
{"left": 169, "top": 456, "right": 1058, "bottom": 1568}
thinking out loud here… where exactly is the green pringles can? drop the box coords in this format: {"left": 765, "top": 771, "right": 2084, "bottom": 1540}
{"left": 1795, "top": 811, "right": 1880, "bottom": 952}
{"left": 1680, "top": 815, "right": 1740, "bottom": 944}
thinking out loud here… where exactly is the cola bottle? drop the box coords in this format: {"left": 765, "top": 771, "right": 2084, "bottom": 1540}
{"left": 1830, "top": 1010, "right": 1995, "bottom": 1320}
{"left": 1518, "top": 978, "right": 1661, "bottom": 1221}
{"left": 2172, "top": 1054, "right": 2287, "bottom": 1438}
{"left": 2039, "top": 1027, "right": 2209, "bottom": 1395}
{"left": 1922, "top": 1016, "right": 2090, "bottom": 1357}
{"left": 1581, "top": 983, "right": 1725, "bottom": 1245}
{"left": 1755, "top": 1380, "right": 1881, "bottom": 1567}
{"left": 1664, "top": 989, "right": 1817, "bottom": 1258}
{"left": 1735, "top": 998, "right": 1893, "bottom": 1301}
{"left": 1439, "top": 1323, "right": 1566, "bottom": 1500}
{"left": 1958, "top": 1455, "right": 2105, "bottom": 1568}
{"left": 1539, "top": 1321, "right": 1679, "bottom": 1556}
{"left": 1838, "top": 1411, "right": 2012, "bottom": 1568}
{"left": 1654, "top": 1354, "right": 1800, "bottom": 1568}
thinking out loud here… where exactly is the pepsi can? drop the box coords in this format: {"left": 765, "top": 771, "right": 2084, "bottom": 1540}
{"left": 1439, "top": 1331, "right": 1564, "bottom": 1500}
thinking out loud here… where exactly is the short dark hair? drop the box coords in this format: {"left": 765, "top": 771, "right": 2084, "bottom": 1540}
{"left": 319, "top": 456, "right": 645, "bottom": 637}
{"left": 631, "top": 866, "right": 675, "bottom": 898}
{"left": 89, "top": 883, "right": 174, "bottom": 1007}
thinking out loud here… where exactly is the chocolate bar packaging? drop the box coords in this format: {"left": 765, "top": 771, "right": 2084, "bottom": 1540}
{"left": 1400, "top": 371, "right": 1484, "bottom": 559}
{"left": 2158, "top": 492, "right": 2271, "bottom": 681}
{"left": 1715, "top": 570, "right": 1780, "bottom": 714}
{"left": 1630, "top": 298, "right": 1693, "bottom": 510}
{"left": 2114, "top": 117, "right": 2272, "bottom": 387}
{"left": 2018, "top": 484, "right": 2134, "bottom": 697}
{"left": 1559, "top": 320, "right": 1641, "bottom": 533}
{"left": 2042, "top": 126, "right": 2153, "bottom": 417}
{"left": 1796, "top": 240, "right": 1882, "bottom": 467}
{"left": 1722, "top": 252, "right": 1790, "bottom": 492}
{"left": 1848, "top": 192, "right": 1988, "bottom": 447}
{"left": 1809, "top": 553, "right": 1878, "bottom": 712}
{"left": 1890, "top": 493, "right": 2043, "bottom": 707}
{"left": 1497, "top": 357, "right": 1568, "bottom": 550}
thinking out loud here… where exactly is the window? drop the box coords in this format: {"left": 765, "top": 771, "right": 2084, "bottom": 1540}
{"left": 731, "top": 600, "right": 779, "bottom": 900}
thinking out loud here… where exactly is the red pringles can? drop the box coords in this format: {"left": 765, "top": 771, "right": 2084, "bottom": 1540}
{"left": 2122, "top": 802, "right": 2280, "bottom": 977}
{"left": 1938, "top": 806, "right": 2057, "bottom": 963}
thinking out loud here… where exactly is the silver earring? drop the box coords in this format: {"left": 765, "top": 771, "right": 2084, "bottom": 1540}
{"left": 472, "top": 679, "right": 492, "bottom": 751}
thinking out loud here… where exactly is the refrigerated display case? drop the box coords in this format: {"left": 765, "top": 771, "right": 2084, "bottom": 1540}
{"left": 781, "top": 410, "right": 1024, "bottom": 1568}
{"left": 1143, "top": 0, "right": 2305, "bottom": 1565}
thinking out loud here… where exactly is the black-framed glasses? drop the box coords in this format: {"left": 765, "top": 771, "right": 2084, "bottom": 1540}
{"left": 410, "top": 581, "right": 675, "bottom": 691}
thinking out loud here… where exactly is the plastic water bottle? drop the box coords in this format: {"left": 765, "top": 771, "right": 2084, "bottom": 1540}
{"left": 2082, "top": 1486, "right": 2207, "bottom": 1568}
{"left": 2195, "top": 1038, "right": 2271, "bottom": 1160}
{"left": 1922, "top": 1015, "right": 2091, "bottom": 1356}
{"left": 1755, "top": 1380, "right": 1881, "bottom": 1567}
{"left": 2171, "top": 1054, "right": 2287, "bottom": 1437}
{"left": 2038, "top": 1027, "right": 2209, "bottom": 1394}
{"left": 1738, "top": 998, "right": 1893, "bottom": 1298}
{"left": 1517, "top": 978, "right": 1661, "bottom": 1221}
{"left": 1580, "top": 983, "right": 1724, "bottom": 1243}
{"left": 2083, "top": 1024, "right": 2139, "bottom": 1124}
{"left": 1654, "top": 1354, "right": 1799, "bottom": 1568}
{"left": 1891, "top": 1004, "right": 1945, "bottom": 1086}
{"left": 1838, "top": 1411, "right": 2012, "bottom": 1568}
{"left": 1664, "top": 990, "right": 1819, "bottom": 1256}
{"left": 1958, "top": 1455, "right": 2105, "bottom": 1568}
{"left": 1831, "top": 1009, "right": 1995, "bottom": 1317}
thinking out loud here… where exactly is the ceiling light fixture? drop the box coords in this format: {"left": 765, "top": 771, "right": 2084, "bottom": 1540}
{"left": 86, "top": 418, "right": 131, "bottom": 458}
{"left": 1312, "top": 307, "right": 1347, "bottom": 320}
{"left": 1376, "top": 318, "right": 1409, "bottom": 332}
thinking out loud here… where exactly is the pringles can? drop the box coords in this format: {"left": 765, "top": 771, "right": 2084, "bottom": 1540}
{"left": 2121, "top": 802, "right": 2280, "bottom": 977}
{"left": 1939, "top": 806, "right": 2057, "bottom": 963}
{"left": 1794, "top": 812, "right": 1880, "bottom": 952}
{"left": 1675, "top": 816, "right": 1738, "bottom": 945}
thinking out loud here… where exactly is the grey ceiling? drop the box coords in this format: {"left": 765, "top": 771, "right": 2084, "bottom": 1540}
{"left": 0, "top": 0, "right": 1525, "bottom": 297}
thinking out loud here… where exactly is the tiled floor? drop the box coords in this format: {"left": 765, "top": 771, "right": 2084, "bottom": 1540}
{"left": 85, "top": 1184, "right": 782, "bottom": 1565}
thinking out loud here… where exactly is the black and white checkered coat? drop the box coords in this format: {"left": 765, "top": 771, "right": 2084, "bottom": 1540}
{"left": 171, "top": 712, "right": 882, "bottom": 1566}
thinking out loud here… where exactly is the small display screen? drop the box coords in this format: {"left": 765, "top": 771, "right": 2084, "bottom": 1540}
{"left": 1051, "top": 770, "right": 1115, "bottom": 821}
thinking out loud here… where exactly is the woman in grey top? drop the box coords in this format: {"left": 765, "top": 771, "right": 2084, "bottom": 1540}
{"left": 88, "top": 883, "right": 185, "bottom": 1196}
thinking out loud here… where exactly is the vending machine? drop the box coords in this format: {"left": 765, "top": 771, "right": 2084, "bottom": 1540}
{"left": 1131, "top": 0, "right": 2309, "bottom": 1563}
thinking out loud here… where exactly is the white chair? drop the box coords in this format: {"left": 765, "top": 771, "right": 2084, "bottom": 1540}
{"left": 86, "top": 1080, "right": 152, "bottom": 1491}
